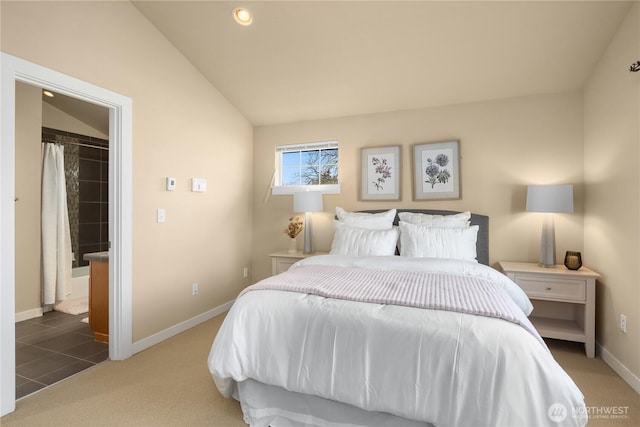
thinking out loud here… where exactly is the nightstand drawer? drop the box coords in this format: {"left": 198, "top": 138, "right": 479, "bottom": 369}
{"left": 273, "top": 258, "right": 297, "bottom": 274}
{"left": 270, "top": 251, "right": 329, "bottom": 276}
{"left": 513, "top": 275, "right": 586, "bottom": 302}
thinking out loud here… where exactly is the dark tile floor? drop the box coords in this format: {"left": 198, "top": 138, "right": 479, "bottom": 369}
{"left": 15, "top": 310, "right": 109, "bottom": 399}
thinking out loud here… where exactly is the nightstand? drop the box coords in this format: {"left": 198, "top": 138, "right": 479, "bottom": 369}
{"left": 498, "top": 261, "right": 599, "bottom": 358}
{"left": 269, "top": 251, "right": 328, "bottom": 275}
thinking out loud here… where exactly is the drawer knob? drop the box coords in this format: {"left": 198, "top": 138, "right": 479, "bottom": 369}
{"left": 546, "top": 287, "right": 552, "bottom": 291}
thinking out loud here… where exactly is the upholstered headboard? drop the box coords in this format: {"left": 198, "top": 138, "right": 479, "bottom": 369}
{"left": 357, "top": 209, "right": 490, "bottom": 265}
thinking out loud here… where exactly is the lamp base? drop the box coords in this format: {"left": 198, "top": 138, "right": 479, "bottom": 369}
{"left": 538, "top": 263, "right": 558, "bottom": 268}
{"left": 303, "top": 212, "right": 314, "bottom": 254}
{"left": 539, "top": 213, "right": 556, "bottom": 267}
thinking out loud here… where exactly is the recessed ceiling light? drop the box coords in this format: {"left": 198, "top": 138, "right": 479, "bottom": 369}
{"left": 233, "top": 7, "right": 253, "bottom": 26}
{"left": 43, "top": 90, "right": 54, "bottom": 98}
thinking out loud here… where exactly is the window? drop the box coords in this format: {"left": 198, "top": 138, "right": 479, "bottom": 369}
{"left": 272, "top": 141, "right": 340, "bottom": 195}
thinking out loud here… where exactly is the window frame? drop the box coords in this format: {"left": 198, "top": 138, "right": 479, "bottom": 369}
{"left": 272, "top": 140, "right": 341, "bottom": 195}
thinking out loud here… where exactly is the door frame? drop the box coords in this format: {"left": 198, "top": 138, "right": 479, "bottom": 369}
{"left": 0, "top": 52, "right": 133, "bottom": 416}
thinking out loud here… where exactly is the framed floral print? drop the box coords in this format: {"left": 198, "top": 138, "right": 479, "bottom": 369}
{"left": 412, "top": 140, "right": 460, "bottom": 200}
{"left": 360, "top": 145, "right": 401, "bottom": 201}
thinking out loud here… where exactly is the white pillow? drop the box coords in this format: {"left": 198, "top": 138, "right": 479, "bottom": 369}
{"left": 335, "top": 207, "right": 396, "bottom": 230}
{"left": 399, "top": 221, "right": 478, "bottom": 261}
{"left": 398, "top": 211, "right": 471, "bottom": 227}
{"left": 330, "top": 221, "right": 399, "bottom": 256}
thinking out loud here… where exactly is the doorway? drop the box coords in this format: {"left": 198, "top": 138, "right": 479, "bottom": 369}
{"left": 14, "top": 86, "right": 111, "bottom": 398}
{"left": 1, "top": 52, "right": 133, "bottom": 416}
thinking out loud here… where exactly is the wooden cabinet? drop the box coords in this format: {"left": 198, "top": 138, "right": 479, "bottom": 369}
{"left": 498, "top": 261, "right": 599, "bottom": 358}
{"left": 85, "top": 252, "right": 109, "bottom": 343}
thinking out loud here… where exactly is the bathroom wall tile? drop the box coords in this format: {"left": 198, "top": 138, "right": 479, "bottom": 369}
{"left": 79, "top": 223, "right": 101, "bottom": 244}
{"left": 79, "top": 202, "right": 101, "bottom": 223}
{"left": 100, "top": 160, "right": 109, "bottom": 181}
{"left": 100, "top": 223, "right": 109, "bottom": 243}
{"left": 79, "top": 158, "right": 101, "bottom": 181}
{"left": 79, "top": 145, "right": 101, "bottom": 161}
{"left": 100, "top": 202, "right": 108, "bottom": 222}
{"left": 79, "top": 181, "right": 101, "bottom": 202}
{"left": 100, "top": 182, "right": 108, "bottom": 202}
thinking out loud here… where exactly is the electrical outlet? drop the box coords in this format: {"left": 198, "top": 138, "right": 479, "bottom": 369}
{"left": 620, "top": 314, "right": 627, "bottom": 333}
{"left": 192, "top": 283, "right": 199, "bottom": 296}
{"left": 243, "top": 267, "right": 249, "bottom": 278}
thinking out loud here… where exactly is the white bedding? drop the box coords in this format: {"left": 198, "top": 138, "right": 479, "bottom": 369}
{"left": 209, "top": 256, "right": 587, "bottom": 427}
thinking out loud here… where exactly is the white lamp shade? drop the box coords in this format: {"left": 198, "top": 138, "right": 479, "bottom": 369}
{"left": 293, "top": 191, "right": 323, "bottom": 213}
{"left": 526, "top": 185, "right": 574, "bottom": 213}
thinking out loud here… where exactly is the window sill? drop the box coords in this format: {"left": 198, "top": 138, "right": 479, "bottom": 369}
{"left": 271, "top": 184, "right": 341, "bottom": 195}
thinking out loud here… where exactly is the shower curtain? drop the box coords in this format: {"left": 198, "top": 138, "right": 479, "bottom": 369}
{"left": 41, "top": 143, "right": 72, "bottom": 304}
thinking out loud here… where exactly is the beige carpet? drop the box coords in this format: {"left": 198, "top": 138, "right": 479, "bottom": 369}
{"left": 548, "top": 339, "right": 639, "bottom": 426}
{"left": 2, "top": 314, "right": 638, "bottom": 427}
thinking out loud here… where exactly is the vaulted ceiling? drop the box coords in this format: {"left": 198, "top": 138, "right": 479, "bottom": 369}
{"left": 132, "top": 1, "right": 631, "bottom": 127}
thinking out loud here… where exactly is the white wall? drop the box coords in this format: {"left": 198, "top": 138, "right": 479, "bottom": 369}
{"left": 584, "top": 3, "right": 640, "bottom": 389}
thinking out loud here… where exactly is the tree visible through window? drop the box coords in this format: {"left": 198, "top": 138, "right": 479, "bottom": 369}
{"left": 278, "top": 141, "right": 338, "bottom": 186}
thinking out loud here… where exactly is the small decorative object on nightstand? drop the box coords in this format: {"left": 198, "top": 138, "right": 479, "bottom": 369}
{"left": 498, "top": 261, "right": 599, "bottom": 358}
{"left": 284, "top": 216, "right": 304, "bottom": 254}
{"left": 564, "top": 251, "right": 582, "bottom": 270}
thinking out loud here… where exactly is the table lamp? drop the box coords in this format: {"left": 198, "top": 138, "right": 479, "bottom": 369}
{"left": 526, "top": 185, "right": 574, "bottom": 267}
{"left": 293, "top": 191, "right": 323, "bottom": 254}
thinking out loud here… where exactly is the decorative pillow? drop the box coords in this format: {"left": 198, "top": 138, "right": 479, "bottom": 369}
{"left": 399, "top": 221, "right": 479, "bottom": 261}
{"left": 330, "top": 221, "right": 399, "bottom": 256}
{"left": 335, "top": 207, "right": 396, "bottom": 230}
{"left": 398, "top": 211, "right": 471, "bottom": 227}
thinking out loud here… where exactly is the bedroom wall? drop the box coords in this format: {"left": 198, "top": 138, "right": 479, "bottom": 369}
{"left": 1, "top": 1, "right": 253, "bottom": 340}
{"left": 14, "top": 83, "right": 43, "bottom": 314}
{"left": 584, "top": 3, "right": 640, "bottom": 388}
{"left": 253, "top": 91, "right": 585, "bottom": 282}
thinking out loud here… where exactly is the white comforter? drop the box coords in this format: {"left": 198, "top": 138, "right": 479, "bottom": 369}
{"left": 208, "top": 256, "right": 587, "bottom": 427}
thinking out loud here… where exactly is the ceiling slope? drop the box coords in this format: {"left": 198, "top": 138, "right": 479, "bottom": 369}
{"left": 133, "top": 1, "right": 632, "bottom": 126}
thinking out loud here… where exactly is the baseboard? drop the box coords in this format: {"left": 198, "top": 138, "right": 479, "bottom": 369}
{"left": 15, "top": 307, "right": 44, "bottom": 322}
{"left": 132, "top": 300, "right": 234, "bottom": 355}
{"left": 597, "top": 342, "right": 640, "bottom": 395}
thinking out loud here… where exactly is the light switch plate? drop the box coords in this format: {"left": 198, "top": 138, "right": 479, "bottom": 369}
{"left": 191, "top": 178, "right": 207, "bottom": 192}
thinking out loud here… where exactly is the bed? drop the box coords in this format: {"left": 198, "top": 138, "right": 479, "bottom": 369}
{"left": 208, "top": 209, "right": 587, "bottom": 427}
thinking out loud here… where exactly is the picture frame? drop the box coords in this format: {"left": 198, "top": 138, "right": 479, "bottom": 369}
{"left": 360, "top": 145, "right": 401, "bottom": 201}
{"left": 412, "top": 140, "right": 460, "bottom": 200}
